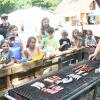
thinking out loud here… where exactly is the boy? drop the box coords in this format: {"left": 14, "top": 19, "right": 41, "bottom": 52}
{"left": 59, "top": 30, "right": 71, "bottom": 51}
{"left": 42, "top": 27, "right": 60, "bottom": 58}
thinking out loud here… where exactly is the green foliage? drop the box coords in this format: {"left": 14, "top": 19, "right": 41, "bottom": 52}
{"left": 0, "top": 0, "right": 32, "bottom": 14}
{"left": 15, "top": 0, "right": 32, "bottom": 9}
{"left": 0, "top": 1, "right": 16, "bottom": 14}
{"left": 32, "top": 0, "right": 62, "bottom": 10}
{"left": 0, "top": 0, "right": 62, "bottom": 14}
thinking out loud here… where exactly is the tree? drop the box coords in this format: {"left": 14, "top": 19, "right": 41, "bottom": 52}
{"left": 0, "top": 0, "right": 16, "bottom": 14}
{"left": 31, "top": 0, "right": 62, "bottom": 10}
{"left": 0, "top": 0, "right": 62, "bottom": 14}
{"left": 15, "top": 0, "right": 32, "bottom": 9}
{"left": 0, "top": 0, "right": 32, "bottom": 14}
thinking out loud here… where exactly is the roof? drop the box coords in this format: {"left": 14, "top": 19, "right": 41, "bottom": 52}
{"left": 55, "top": 0, "right": 99, "bottom": 16}
{"left": 96, "top": 0, "right": 100, "bottom": 7}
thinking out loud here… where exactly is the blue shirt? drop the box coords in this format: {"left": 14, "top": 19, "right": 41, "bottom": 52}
{"left": 85, "top": 38, "right": 96, "bottom": 46}
{"left": 10, "top": 42, "right": 22, "bottom": 60}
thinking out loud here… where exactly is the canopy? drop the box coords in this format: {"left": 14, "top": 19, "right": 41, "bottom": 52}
{"left": 8, "top": 7, "right": 58, "bottom": 35}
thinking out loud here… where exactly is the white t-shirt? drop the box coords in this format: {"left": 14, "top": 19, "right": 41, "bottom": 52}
{"left": 0, "top": 35, "right": 4, "bottom": 45}
{"left": 0, "top": 35, "right": 4, "bottom": 41}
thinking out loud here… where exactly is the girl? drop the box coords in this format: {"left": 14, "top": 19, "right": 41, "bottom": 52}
{"left": 24, "top": 36, "right": 39, "bottom": 61}
{"left": 0, "top": 40, "right": 14, "bottom": 68}
{"left": 40, "top": 17, "right": 50, "bottom": 38}
{"left": 71, "top": 29, "right": 82, "bottom": 48}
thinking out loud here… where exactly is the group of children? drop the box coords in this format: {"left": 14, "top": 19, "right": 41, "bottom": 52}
{"left": 0, "top": 22, "right": 97, "bottom": 69}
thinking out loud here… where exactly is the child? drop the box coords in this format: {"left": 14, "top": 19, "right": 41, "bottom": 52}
{"left": 42, "top": 27, "right": 60, "bottom": 58}
{"left": 71, "top": 29, "right": 82, "bottom": 48}
{"left": 85, "top": 30, "right": 96, "bottom": 47}
{"left": 0, "top": 40, "right": 14, "bottom": 68}
{"left": 8, "top": 34, "right": 23, "bottom": 62}
{"left": 59, "top": 30, "right": 71, "bottom": 51}
{"left": 24, "top": 36, "right": 39, "bottom": 61}
{"left": 7, "top": 25, "right": 23, "bottom": 49}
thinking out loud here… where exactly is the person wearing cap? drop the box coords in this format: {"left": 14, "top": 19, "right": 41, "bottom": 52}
{"left": 0, "top": 13, "right": 10, "bottom": 38}
{"left": 8, "top": 34, "right": 23, "bottom": 62}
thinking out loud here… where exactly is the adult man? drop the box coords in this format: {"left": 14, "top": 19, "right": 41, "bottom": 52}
{"left": 0, "top": 13, "right": 10, "bottom": 38}
{"left": 89, "top": 40, "right": 100, "bottom": 60}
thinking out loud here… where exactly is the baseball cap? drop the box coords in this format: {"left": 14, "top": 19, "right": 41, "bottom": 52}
{"left": 8, "top": 34, "right": 15, "bottom": 40}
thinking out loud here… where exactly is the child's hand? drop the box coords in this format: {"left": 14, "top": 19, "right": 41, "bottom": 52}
{"left": 0, "top": 56, "right": 6, "bottom": 64}
{"left": 0, "top": 60, "right": 5, "bottom": 64}
{"left": 3, "top": 64, "right": 7, "bottom": 67}
{"left": 49, "top": 53, "right": 56, "bottom": 59}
